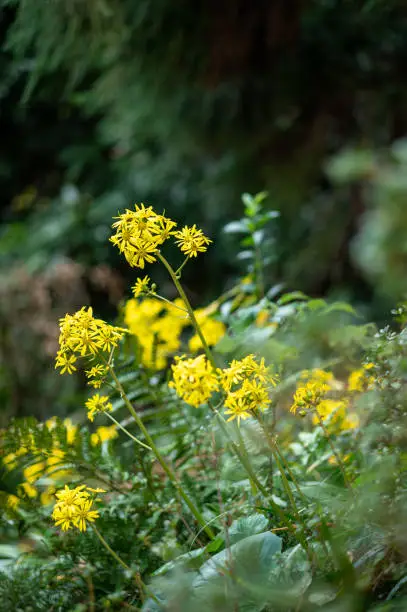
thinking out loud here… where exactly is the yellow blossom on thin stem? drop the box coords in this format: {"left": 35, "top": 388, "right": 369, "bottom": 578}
{"left": 348, "top": 363, "right": 375, "bottom": 392}
{"left": 132, "top": 275, "right": 152, "bottom": 297}
{"left": 110, "top": 203, "right": 177, "bottom": 268}
{"left": 55, "top": 307, "right": 125, "bottom": 375}
{"left": 52, "top": 485, "right": 103, "bottom": 532}
{"left": 169, "top": 354, "right": 220, "bottom": 407}
{"left": 312, "top": 399, "right": 360, "bottom": 432}
{"left": 174, "top": 225, "right": 212, "bottom": 258}
{"left": 85, "top": 394, "right": 113, "bottom": 422}
{"left": 220, "top": 355, "right": 275, "bottom": 424}
{"left": 221, "top": 354, "right": 274, "bottom": 392}
{"left": 55, "top": 351, "right": 77, "bottom": 374}
{"left": 290, "top": 381, "right": 330, "bottom": 414}
{"left": 224, "top": 378, "right": 271, "bottom": 424}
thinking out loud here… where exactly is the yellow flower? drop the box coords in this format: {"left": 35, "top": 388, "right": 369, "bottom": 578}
{"left": 72, "top": 499, "right": 100, "bottom": 532}
{"left": 86, "top": 365, "right": 107, "bottom": 378}
{"left": 85, "top": 394, "right": 113, "bottom": 422}
{"left": 224, "top": 378, "right": 271, "bottom": 424}
{"left": 56, "top": 307, "right": 125, "bottom": 374}
{"left": 52, "top": 504, "right": 74, "bottom": 531}
{"left": 348, "top": 363, "right": 375, "bottom": 392}
{"left": 46, "top": 448, "right": 68, "bottom": 480}
{"left": 91, "top": 425, "right": 118, "bottom": 446}
{"left": 221, "top": 354, "right": 274, "bottom": 392}
{"left": 6, "top": 494, "right": 20, "bottom": 510}
{"left": 124, "top": 297, "right": 187, "bottom": 369}
{"left": 55, "top": 484, "right": 88, "bottom": 508}
{"left": 55, "top": 351, "right": 77, "bottom": 374}
{"left": 312, "top": 399, "right": 359, "bottom": 432}
{"left": 169, "top": 354, "right": 220, "bottom": 407}
{"left": 132, "top": 275, "right": 152, "bottom": 297}
{"left": 290, "top": 381, "right": 330, "bottom": 414}
{"left": 189, "top": 318, "right": 226, "bottom": 352}
{"left": 174, "top": 225, "right": 212, "bottom": 258}
{"left": 52, "top": 485, "right": 103, "bottom": 532}
{"left": 110, "top": 203, "right": 176, "bottom": 268}
{"left": 220, "top": 355, "right": 275, "bottom": 424}
{"left": 300, "top": 368, "right": 334, "bottom": 385}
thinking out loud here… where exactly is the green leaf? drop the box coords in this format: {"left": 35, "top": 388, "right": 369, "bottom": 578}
{"left": 192, "top": 531, "right": 282, "bottom": 611}
{"left": 323, "top": 301, "right": 359, "bottom": 317}
{"left": 301, "top": 482, "right": 348, "bottom": 504}
{"left": 205, "top": 537, "right": 224, "bottom": 554}
{"left": 223, "top": 220, "right": 249, "bottom": 234}
{"left": 277, "top": 291, "right": 309, "bottom": 305}
{"left": 228, "top": 514, "right": 269, "bottom": 544}
{"left": 152, "top": 547, "right": 207, "bottom": 577}
{"left": 237, "top": 250, "right": 254, "bottom": 260}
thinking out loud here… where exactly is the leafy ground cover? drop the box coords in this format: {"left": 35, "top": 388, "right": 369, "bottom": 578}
{"left": 1, "top": 197, "right": 407, "bottom": 611}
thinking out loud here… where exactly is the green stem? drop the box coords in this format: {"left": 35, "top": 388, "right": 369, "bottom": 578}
{"left": 253, "top": 242, "right": 265, "bottom": 300}
{"left": 208, "top": 404, "right": 296, "bottom": 534}
{"left": 314, "top": 410, "right": 353, "bottom": 492}
{"left": 105, "top": 412, "right": 152, "bottom": 451}
{"left": 146, "top": 291, "right": 189, "bottom": 314}
{"left": 157, "top": 253, "right": 217, "bottom": 369}
{"left": 273, "top": 440, "right": 308, "bottom": 504}
{"left": 257, "top": 413, "right": 306, "bottom": 503}
{"left": 255, "top": 414, "right": 311, "bottom": 559}
{"left": 233, "top": 420, "right": 264, "bottom": 496}
{"left": 93, "top": 526, "right": 163, "bottom": 608}
{"left": 207, "top": 399, "right": 266, "bottom": 496}
{"left": 108, "top": 365, "right": 215, "bottom": 540}
{"left": 175, "top": 256, "right": 190, "bottom": 277}
{"left": 93, "top": 525, "right": 130, "bottom": 571}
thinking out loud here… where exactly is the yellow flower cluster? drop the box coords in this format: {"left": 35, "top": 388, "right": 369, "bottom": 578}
{"left": 291, "top": 368, "right": 361, "bottom": 431}
{"left": 220, "top": 355, "right": 276, "bottom": 424}
{"left": 132, "top": 275, "right": 153, "bottom": 297}
{"left": 174, "top": 224, "right": 212, "bottom": 258}
{"left": 124, "top": 297, "right": 225, "bottom": 369}
{"left": 55, "top": 307, "right": 125, "bottom": 376}
{"left": 110, "top": 203, "right": 211, "bottom": 268}
{"left": 85, "top": 365, "right": 109, "bottom": 389}
{"left": 124, "top": 297, "right": 187, "bottom": 369}
{"left": 91, "top": 425, "right": 118, "bottom": 446}
{"left": 110, "top": 203, "right": 176, "bottom": 268}
{"left": 300, "top": 368, "right": 334, "bottom": 386}
{"left": 291, "top": 381, "right": 331, "bottom": 414}
{"left": 169, "top": 354, "right": 220, "bottom": 408}
{"left": 313, "top": 399, "right": 360, "bottom": 432}
{"left": 348, "top": 363, "right": 375, "bottom": 392}
{"left": 291, "top": 368, "right": 335, "bottom": 414}
{"left": 85, "top": 394, "right": 113, "bottom": 422}
{"left": 52, "top": 485, "right": 103, "bottom": 532}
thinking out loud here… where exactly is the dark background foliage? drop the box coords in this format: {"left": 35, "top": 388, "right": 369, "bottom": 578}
{"left": 1, "top": 0, "right": 407, "bottom": 420}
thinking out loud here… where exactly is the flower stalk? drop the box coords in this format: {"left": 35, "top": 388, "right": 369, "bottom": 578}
{"left": 108, "top": 364, "right": 216, "bottom": 540}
